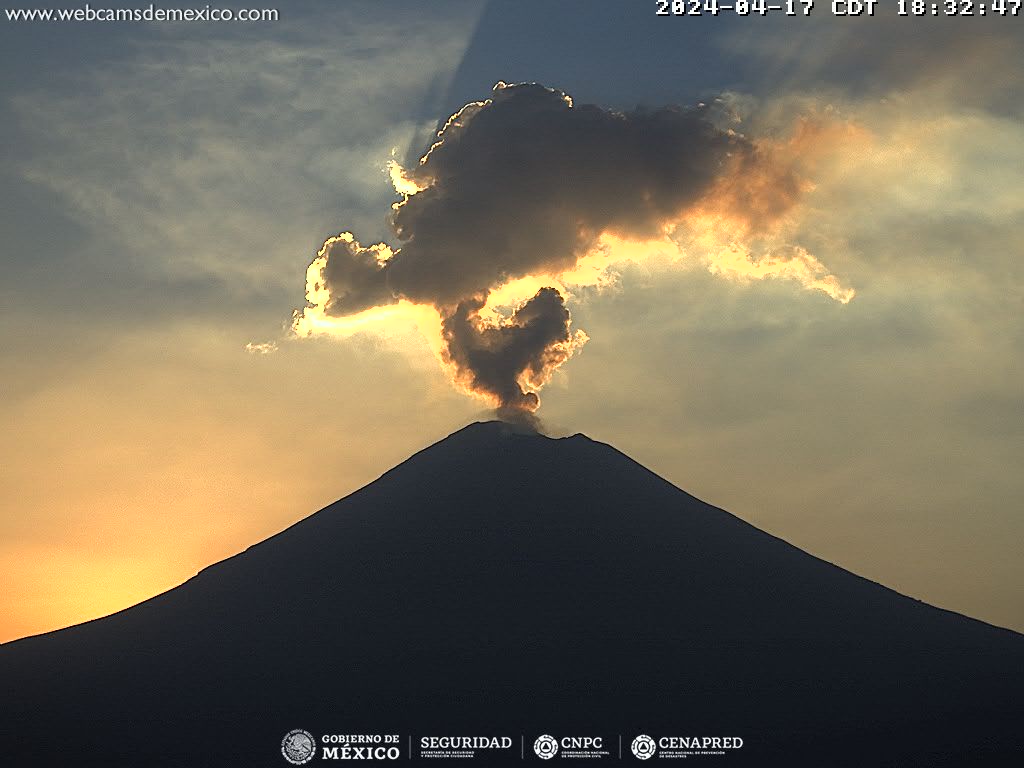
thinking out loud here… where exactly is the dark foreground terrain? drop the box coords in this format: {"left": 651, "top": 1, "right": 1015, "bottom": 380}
{"left": 3, "top": 422, "right": 1021, "bottom": 766}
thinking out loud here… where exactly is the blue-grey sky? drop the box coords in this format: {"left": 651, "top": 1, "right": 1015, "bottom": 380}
{"left": 1, "top": 1, "right": 1021, "bottom": 641}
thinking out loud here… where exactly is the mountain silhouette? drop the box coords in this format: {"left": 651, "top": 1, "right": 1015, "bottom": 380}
{"left": 2, "top": 421, "right": 1021, "bottom": 766}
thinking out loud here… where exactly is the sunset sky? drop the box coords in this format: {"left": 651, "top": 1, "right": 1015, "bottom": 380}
{"left": 1, "top": 1, "right": 1022, "bottom": 643}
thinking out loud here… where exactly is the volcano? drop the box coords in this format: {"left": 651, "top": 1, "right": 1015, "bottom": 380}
{"left": 2, "top": 421, "right": 1021, "bottom": 766}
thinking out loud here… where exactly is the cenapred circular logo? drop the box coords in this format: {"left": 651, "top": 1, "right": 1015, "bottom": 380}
{"left": 281, "top": 729, "right": 316, "bottom": 765}
{"left": 631, "top": 734, "right": 656, "bottom": 760}
{"left": 534, "top": 734, "right": 559, "bottom": 760}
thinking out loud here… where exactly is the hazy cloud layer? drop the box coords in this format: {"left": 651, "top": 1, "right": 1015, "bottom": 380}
{"left": 4, "top": 2, "right": 481, "bottom": 317}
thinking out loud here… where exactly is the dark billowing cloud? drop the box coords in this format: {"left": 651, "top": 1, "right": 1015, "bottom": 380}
{"left": 324, "top": 82, "right": 757, "bottom": 311}
{"left": 300, "top": 82, "right": 809, "bottom": 419}
{"left": 384, "top": 83, "right": 744, "bottom": 306}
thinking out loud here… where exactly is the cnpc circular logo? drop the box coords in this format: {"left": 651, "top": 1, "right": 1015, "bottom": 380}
{"left": 631, "top": 734, "right": 656, "bottom": 760}
{"left": 281, "top": 729, "right": 316, "bottom": 765}
{"left": 534, "top": 734, "right": 559, "bottom": 760}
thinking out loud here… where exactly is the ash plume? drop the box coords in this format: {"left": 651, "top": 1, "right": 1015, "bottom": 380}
{"left": 295, "top": 82, "right": 852, "bottom": 419}
{"left": 442, "top": 287, "right": 586, "bottom": 427}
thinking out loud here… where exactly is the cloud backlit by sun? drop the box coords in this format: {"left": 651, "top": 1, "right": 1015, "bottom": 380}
{"left": 293, "top": 83, "right": 855, "bottom": 421}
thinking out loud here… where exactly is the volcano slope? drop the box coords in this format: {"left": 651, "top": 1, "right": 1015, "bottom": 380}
{"left": 2, "top": 421, "right": 1021, "bottom": 766}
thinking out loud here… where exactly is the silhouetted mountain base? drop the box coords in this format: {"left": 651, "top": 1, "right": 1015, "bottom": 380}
{"left": 3, "top": 423, "right": 1021, "bottom": 766}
